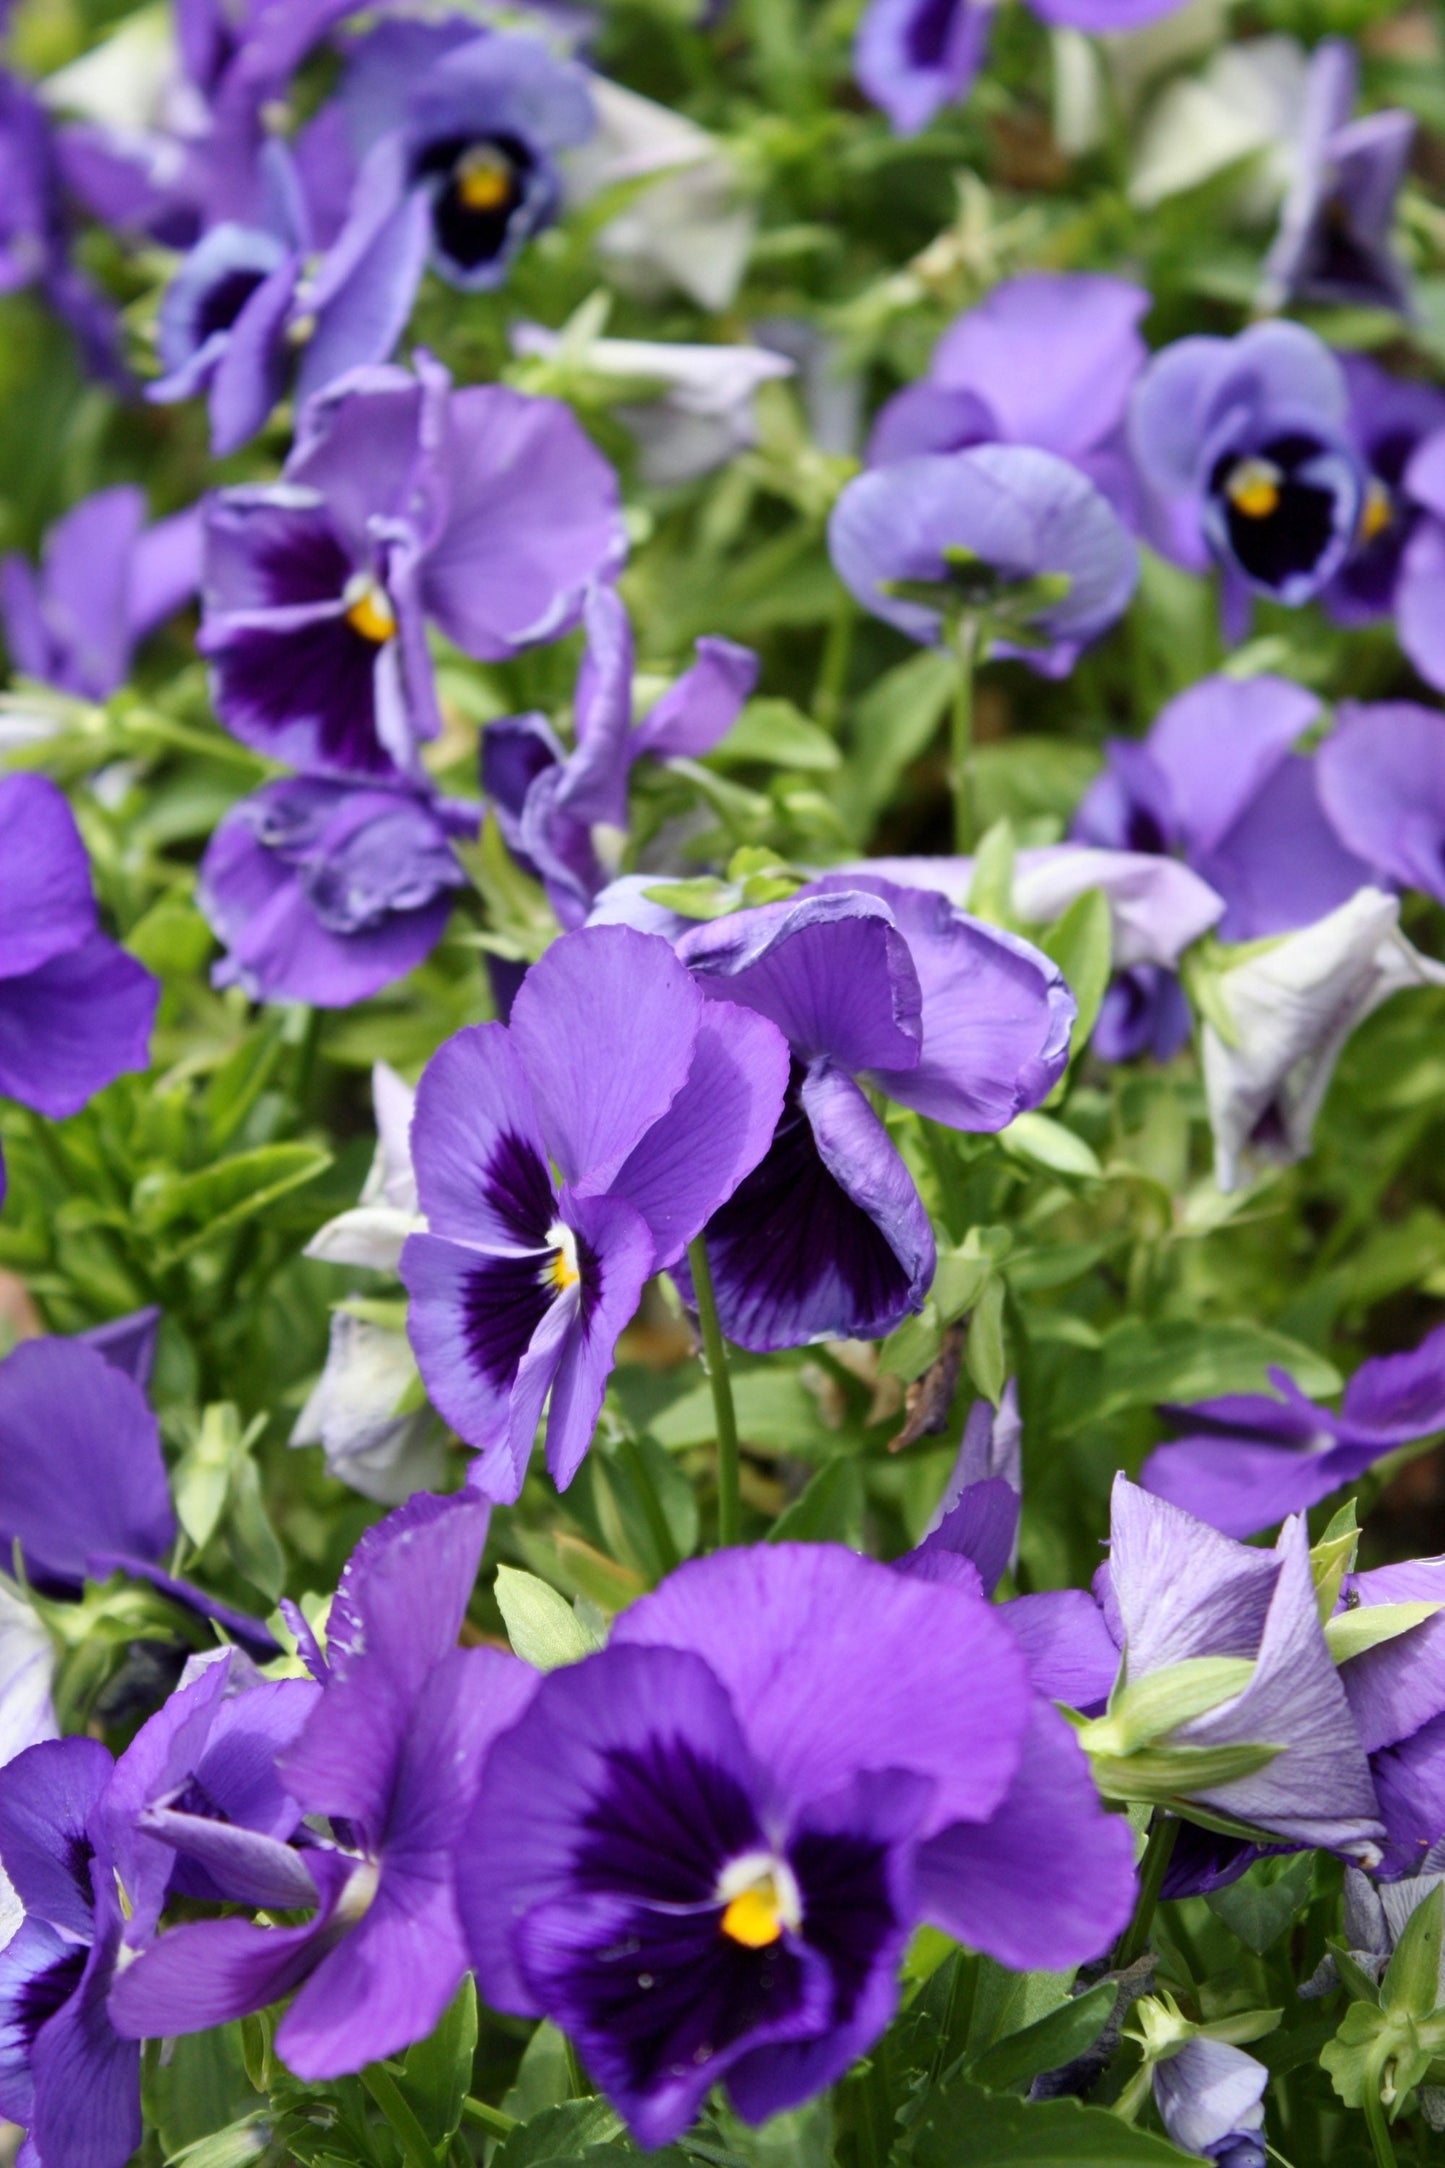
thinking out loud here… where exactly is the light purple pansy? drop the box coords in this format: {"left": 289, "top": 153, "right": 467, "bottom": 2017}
{"left": 110, "top": 1492, "right": 536, "bottom": 2081}
{"left": 1, "top": 488, "right": 201, "bottom": 702}
{"left": 484, "top": 585, "right": 758, "bottom": 928}
{"left": 199, "top": 775, "right": 475, "bottom": 1007}
{"left": 1317, "top": 702, "right": 1445, "bottom": 907}
{"left": 1260, "top": 39, "right": 1414, "bottom": 317}
{"left": 1324, "top": 354, "right": 1445, "bottom": 652}
{"left": 200, "top": 352, "right": 627, "bottom": 783}
{"left": 668, "top": 874, "right": 1073, "bottom": 1351}
{"left": 401, "top": 925, "right": 790, "bottom": 1499}
{"left": 1343, "top": 1557, "right": 1445, "bottom": 1879}
{"left": 1128, "top": 321, "right": 1364, "bottom": 606}
{"left": 1153, "top": 2035, "right": 1268, "bottom": 2168}
{"left": 457, "top": 1543, "right": 1132, "bottom": 2147}
{"left": 829, "top": 444, "right": 1138, "bottom": 678}
{"left": 1142, "top": 1321, "right": 1445, "bottom": 1540}
{"left": 867, "top": 272, "right": 1149, "bottom": 527}
{"left": 0, "top": 774, "right": 159, "bottom": 1196}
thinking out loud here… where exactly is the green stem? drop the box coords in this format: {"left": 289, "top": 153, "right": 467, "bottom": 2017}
{"left": 814, "top": 594, "right": 856, "bottom": 734}
{"left": 950, "top": 615, "right": 979, "bottom": 855}
{"left": 687, "top": 1234, "right": 741, "bottom": 1549}
{"left": 563, "top": 2034, "right": 590, "bottom": 2100}
{"left": 1361, "top": 2081, "right": 1398, "bottom": 2168}
{"left": 358, "top": 2063, "right": 438, "bottom": 2168}
{"left": 1113, "top": 1813, "right": 1179, "bottom": 1971}
{"left": 461, "top": 2098, "right": 519, "bottom": 2139}
{"left": 618, "top": 1433, "right": 681, "bottom": 1577}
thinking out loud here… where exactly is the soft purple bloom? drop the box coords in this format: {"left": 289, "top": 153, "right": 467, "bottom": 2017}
{"left": 1396, "top": 432, "right": 1445, "bottom": 694}
{"left": 401, "top": 925, "right": 789, "bottom": 1498}
{"left": 829, "top": 444, "right": 1138, "bottom": 677}
{"left": 0, "top": 1329, "right": 275, "bottom": 1659}
{"left": 1153, "top": 2035, "right": 1268, "bottom": 2166}
{"left": 0, "top": 1736, "right": 137, "bottom": 2168}
{"left": 199, "top": 775, "right": 474, "bottom": 1007}
{"left": 200, "top": 355, "right": 626, "bottom": 781}
{"left": 1074, "top": 673, "right": 1376, "bottom": 943}
{"left": 1094, "top": 1477, "right": 1383, "bottom": 1854}
{"left": 458, "top": 1544, "right": 1133, "bottom": 2145}
{"left": 1334, "top": 1557, "right": 1445, "bottom": 1879}
{"left": 341, "top": 25, "right": 594, "bottom": 293}
{"left": 149, "top": 138, "right": 429, "bottom": 456}
{"left": 0, "top": 775, "right": 158, "bottom": 1180}
{"left": 867, "top": 273, "right": 1149, "bottom": 526}
{"left": 485, "top": 586, "right": 757, "bottom": 927}
{"left": 1128, "top": 321, "right": 1364, "bottom": 605}
{"left": 897, "top": 1380, "right": 1022, "bottom": 1595}
{"left": 670, "top": 875, "right": 1072, "bottom": 1350}
{"left": 110, "top": 1492, "right": 535, "bottom": 2080}
{"left": 1, "top": 488, "right": 200, "bottom": 701}
{"left": 853, "top": 0, "right": 1179, "bottom": 132}
{"left": 1324, "top": 354, "right": 1445, "bottom": 639}
{"left": 1260, "top": 40, "right": 1414, "bottom": 317}
{"left": 0, "top": 71, "right": 125, "bottom": 384}
{"left": 1317, "top": 702, "right": 1445, "bottom": 907}
{"left": 1142, "top": 1322, "right": 1445, "bottom": 1539}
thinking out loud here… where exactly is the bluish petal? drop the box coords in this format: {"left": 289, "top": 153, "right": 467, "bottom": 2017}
{"left": 0, "top": 775, "right": 98, "bottom": 980}
{"left": 0, "top": 1736, "right": 113, "bottom": 1939}
{"left": 0, "top": 936, "right": 157, "bottom": 1120}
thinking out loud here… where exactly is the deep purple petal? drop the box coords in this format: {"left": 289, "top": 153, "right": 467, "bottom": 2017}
{"left": 0, "top": 1339, "right": 174, "bottom": 1587}
{"left": 409, "top": 1021, "right": 556, "bottom": 1247}
{"left": 0, "top": 1736, "right": 112, "bottom": 1939}
{"left": 854, "top": 0, "right": 990, "bottom": 135}
{"left": 28, "top": 1921, "right": 140, "bottom": 2168}
{"left": 0, "top": 775, "right": 99, "bottom": 980}
{"left": 1140, "top": 1434, "right": 1378, "bottom": 1539}
{"left": 324, "top": 1489, "right": 492, "bottom": 1691}
{"left": 544, "top": 1190, "right": 656, "bottom": 1489}
{"left": 401, "top": 1232, "right": 568, "bottom": 1487}
{"left": 1002, "top": 1589, "right": 1119, "bottom": 1712}
{"left": 0, "top": 935, "right": 157, "bottom": 1119}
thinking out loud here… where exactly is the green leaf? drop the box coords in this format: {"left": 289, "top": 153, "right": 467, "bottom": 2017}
{"left": 908, "top": 2080, "right": 1195, "bottom": 2164}
{"left": 1325, "top": 1602, "right": 1443, "bottom": 1665}
{"left": 490, "top": 2099, "right": 624, "bottom": 2168}
{"left": 1205, "top": 1852, "right": 1315, "bottom": 1956}
{"left": 495, "top": 1565, "right": 601, "bottom": 1671}
{"left": 967, "top": 1982, "right": 1117, "bottom": 2093}
{"left": 709, "top": 698, "right": 840, "bottom": 772}
{"left": 1383, "top": 1883, "right": 1445, "bottom": 2022}
{"left": 1000, "top": 1113, "right": 1102, "bottom": 1181}
{"left": 768, "top": 1458, "right": 865, "bottom": 1546}
{"left": 225, "top": 1452, "right": 286, "bottom": 1605}
{"left": 1040, "top": 890, "right": 1113, "bottom": 1056}
{"left": 840, "top": 647, "right": 956, "bottom": 829}
{"left": 165, "top": 2122, "right": 269, "bottom": 2168}
{"left": 965, "top": 1275, "right": 1007, "bottom": 1406}
{"left": 398, "top": 1977, "right": 478, "bottom": 2150}
{"left": 1057, "top": 1320, "right": 1340, "bottom": 1435}
{"left": 966, "top": 820, "right": 1017, "bottom": 926}
{"left": 132, "top": 1144, "right": 332, "bottom": 1256}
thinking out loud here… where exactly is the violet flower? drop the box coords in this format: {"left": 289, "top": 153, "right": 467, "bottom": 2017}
{"left": 1128, "top": 321, "right": 1364, "bottom": 606}
{"left": 1, "top": 488, "right": 200, "bottom": 701}
{"left": 1260, "top": 39, "right": 1414, "bottom": 317}
{"left": 1333, "top": 1558, "right": 1445, "bottom": 1879}
{"left": 200, "top": 354, "right": 626, "bottom": 781}
{"left": 1317, "top": 701, "right": 1445, "bottom": 908}
{"left": 484, "top": 585, "right": 757, "bottom": 928}
{"left": 0, "top": 774, "right": 158, "bottom": 1187}
{"left": 0, "top": 70, "right": 125, "bottom": 385}
{"left": 1324, "top": 354, "right": 1445, "bottom": 649}
{"left": 340, "top": 23, "right": 594, "bottom": 293}
{"left": 1395, "top": 432, "right": 1445, "bottom": 695}
{"left": 669, "top": 875, "right": 1072, "bottom": 1351}
{"left": 0, "top": 1327, "right": 275, "bottom": 1659}
{"left": 867, "top": 272, "right": 1149, "bottom": 527}
{"left": 1134, "top": 1999, "right": 1269, "bottom": 2168}
{"left": 458, "top": 1543, "right": 1133, "bottom": 2146}
{"left": 1142, "top": 1322, "right": 1445, "bottom": 1539}
{"left": 829, "top": 444, "right": 1138, "bottom": 677}
{"left": 199, "top": 775, "right": 474, "bottom": 1007}
{"left": 149, "top": 138, "right": 429, "bottom": 456}
{"left": 0, "top": 1737, "right": 138, "bottom": 2168}
{"left": 401, "top": 925, "right": 789, "bottom": 1499}
{"left": 110, "top": 1492, "right": 536, "bottom": 2080}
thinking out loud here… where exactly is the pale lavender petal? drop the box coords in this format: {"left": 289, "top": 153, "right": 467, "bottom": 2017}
{"left": 1318, "top": 702, "right": 1445, "bottom": 907}
{"left": 632, "top": 636, "right": 759, "bottom": 759}
{"left": 1154, "top": 2036, "right": 1267, "bottom": 2157}
{"left": 0, "top": 935, "right": 157, "bottom": 1119}
{"left": 1105, "top": 1476, "right": 1281, "bottom": 1675}
{"left": 929, "top": 273, "right": 1150, "bottom": 459}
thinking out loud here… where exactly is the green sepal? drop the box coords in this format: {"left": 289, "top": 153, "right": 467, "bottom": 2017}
{"left": 1084, "top": 1655, "right": 1258, "bottom": 1756}
{"left": 1086, "top": 1740, "right": 1281, "bottom": 1807}
{"left": 1325, "top": 1601, "right": 1443, "bottom": 1665}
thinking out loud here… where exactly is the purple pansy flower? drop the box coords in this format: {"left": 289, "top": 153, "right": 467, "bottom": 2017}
{"left": 1341, "top": 1559, "right": 1445, "bottom": 1879}
{"left": 341, "top": 23, "right": 595, "bottom": 293}
{"left": 1, "top": 488, "right": 200, "bottom": 702}
{"left": 1260, "top": 40, "right": 1414, "bottom": 317}
{"left": 829, "top": 444, "right": 1138, "bottom": 678}
{"left": 668, "top": 875, "right": 1072, "bottom": 1350}
{"left": 199, "top": 775, "right": 475, "bottom": 1007}
{"left": 1128, "top": 321, "right": 1364, "bottom": 606}
{"left": 1317, "top": 701, "right": 1445, "bottom": 906}
{"left": 149, "top": 138, "right": 429, "bottom": 456}
{"left": 0, "top": 71, "right": 125, "bottom": 385}
{"left": 200, "top": 353, "right": 626, "bottom": 782}
{"left": 867, "top": 272, "right": 1149, "bottom": 525}
{"left": 458, "top": 1543, "right": 1133, "bottom": 2146}
{"left": 1324, "top": 355, "right": 1445, "bottom": 653}
{"left": 1150, "top": 2027, "right": 1268, "bottom": 2168}
{"left": 0, "top": 1737, "right": 138, "bottom": 2168}
{"left": 484, "top": 585, "right": 758, "bottom": 928}
{"left": 110, "top": 1492, "right": 536, "bottom": 2080}
{"left": 0, "top": 1327, "right": 275, "bottom": 1658}
{"left": 401, "top": 925, "right": 789, "bottom": 1499}
{"left": 0, "top": 775, "right": 158, "bottom": 1193}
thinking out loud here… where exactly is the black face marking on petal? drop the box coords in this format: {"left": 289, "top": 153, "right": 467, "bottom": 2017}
{"left": 788, "top": 1821, "right": 898, "bottom": 2028}
{"left": 575, "top": 1737, "right": 766, "bottom": 1906}
{"left": 13, "top": 1945, "right": 88, "bottom": 2049}
{"left": 193, "top": 265, "right": 269, "bottom": 345}
{"left": 905, "top": 0, "right": 963, "bottom": 68}
{"left": 62, "top": 1831, "right": 96, "bottom": 1911}
{"left": 211, "top": 615, "right": 393, "bottom": 773}
{"left": 416, "top": 132, "right": 536, "bottom": 272}
{"left": 485, "top": 1130, "right": 557, "bottom": 1250}
{"left": 1209, "top": 434, "right": 1342, "bottom": 594}
{"left": 462, "top": 1249, "right": 557, "bottom": 1389}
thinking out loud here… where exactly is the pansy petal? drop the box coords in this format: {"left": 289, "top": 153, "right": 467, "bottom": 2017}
{"left": 0, "top": 1736, "right": 113, "bottom": 1938}
{"left": 1003, "top": 1590, "right": 1119, "bottom": 1711}
{"left": 29, "top": 1927, "right": 140, "bottom": 2168}
{"left": 0, "top": 775, "right": 98, "bottom": 980}
{"left": 545, "top": 1190, "right": 655, "bottom": 1490}
{"left": 0, "top": 935, "right": 158, "bottom": 1119}
{"left": 408, "top": 1022, "right": 555, "bottom": 1247}
{"left": 401, "top": 1232, "right": 565, "bottom": 1489}
{"left": 632, "top": 636, "right": 759, "bottom": 760}
{"left": 1106, "top": 1476, "right": 1281, "bottom": 1675}
{"left": 0, "top": 1339, "right": 174, "bottom": 1587}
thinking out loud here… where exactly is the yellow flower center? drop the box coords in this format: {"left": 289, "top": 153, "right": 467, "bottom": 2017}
{"left": 1359, "top": 478, "right": 1393, "bottom": 544}
{"left": 716, "top": 1854, "right": 802, "bottom": 1949}
{"left": 546, "top": 1223, "right": 581, "bottom": 1294}
{"left": 344, "top": 578, "right": 396, "bottom": 645}
{"left": 1225, "top": 459, "right": 1283, "bottom": 522}
{"left": 455, "top": 145, "right": 514, "bottom": 214}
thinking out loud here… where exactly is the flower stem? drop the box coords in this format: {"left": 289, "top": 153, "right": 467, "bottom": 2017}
{"left": 951, "top": 614, "right": 980, "bottom": 855}
{"left": 1362, "top": 2081, "right": 1398, "bottom": 2168}
{"left": 687, "top": 1234, "right": 741, "bottom": 1548}
{"left": 359, "top": 2063, "right": 438, "bottom": 2168}
{"left": 462, "top": 2098, "right": 519, "bottom": 2138}
{"left": 1113, "top": 1813, "right": 1179, "bottom": 1971}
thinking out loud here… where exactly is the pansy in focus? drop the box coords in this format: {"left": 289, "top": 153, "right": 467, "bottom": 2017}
{"left": 829, "top": 443, "right": 1138, "bottom": 677}
{"left": 199, "top": 774, "right": 474, "bottom": 1007}
{"left": 1260, "top": 39, "right": 1414, "bottom": 317}
{"left": 401, "top": 925, "right": 789, "bottom": 1499}
{"left": 1, "top": 486, "right": 200, "bottom": 701}
{"left": 484, "top": 585, "right": 757, "bottom": 929}
{"left": 1143, "top": 1321, "right": 1445, "bottom": 1538}
{"left": 664, "top": 875, "right": 1072, "bottom": 1351}
{"left": 200, "top": 353, "right": 626, "bottom": 781}
{"left": 1128, "top": 321, "right": 1363, "bottom": 607}
{"left": 458, "top": 1543, "right": 1134, "bottom": 2146}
